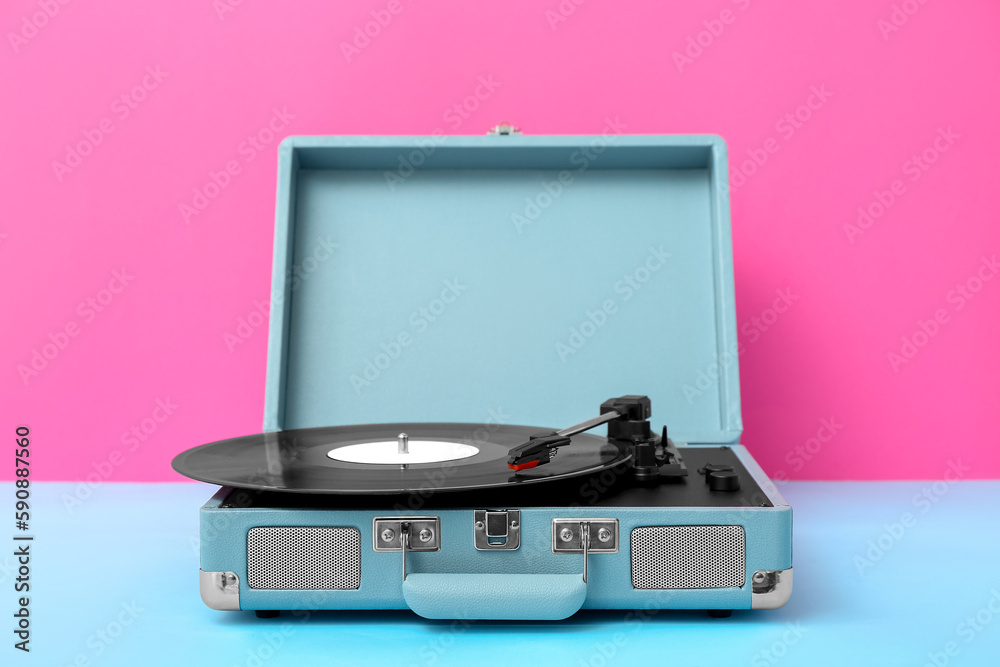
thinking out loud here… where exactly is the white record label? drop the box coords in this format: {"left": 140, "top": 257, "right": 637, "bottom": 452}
{"left": 327, "top": 439, "right": 480, "bottom": 465}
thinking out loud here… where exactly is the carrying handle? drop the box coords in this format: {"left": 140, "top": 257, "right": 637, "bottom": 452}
{"left": 401, "top": 572, "right": 587, "bottom": 620}
{"left": 395, "top": 519, "right": 615, "bottom": 619}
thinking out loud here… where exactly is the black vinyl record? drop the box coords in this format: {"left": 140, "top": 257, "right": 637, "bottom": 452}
{"left": 171, "top": 422, "right": 629, "bottom": 494}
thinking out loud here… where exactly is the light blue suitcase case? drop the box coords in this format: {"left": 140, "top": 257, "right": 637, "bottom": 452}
{"left": 196, "top": 130, "right": 792, "bottom": 620}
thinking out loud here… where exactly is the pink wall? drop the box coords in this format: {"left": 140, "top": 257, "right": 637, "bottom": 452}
{"left": 3, "top": 1, "right": 998, "bottom": 483}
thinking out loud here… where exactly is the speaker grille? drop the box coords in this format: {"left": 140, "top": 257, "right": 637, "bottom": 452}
{"left": 247, "top": 527, "right": 361, "bottom": 590}
{"left": 631, "top": 525, "right": 745, "bottom": 589}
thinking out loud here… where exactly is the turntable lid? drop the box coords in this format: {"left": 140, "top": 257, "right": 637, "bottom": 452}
{"left": 264, "top": 134, "right": 742, "bottom": 444}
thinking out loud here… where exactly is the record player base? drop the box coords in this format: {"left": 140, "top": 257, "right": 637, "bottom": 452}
{"left": 197, "top": 445, "right": 793, "bottom": 619}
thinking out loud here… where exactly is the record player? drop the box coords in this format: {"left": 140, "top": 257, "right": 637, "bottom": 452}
{"left": 172, "top": 129, "right": 792, "bottom": 620}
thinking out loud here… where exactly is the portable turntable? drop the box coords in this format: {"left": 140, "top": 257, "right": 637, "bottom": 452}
{"left": 172, "top": 130, "right": 792, "bottom": 620}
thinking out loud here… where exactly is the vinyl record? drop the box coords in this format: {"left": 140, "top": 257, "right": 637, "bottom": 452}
{"left": 170, "top": 422, "right": 629, "bottom": 494}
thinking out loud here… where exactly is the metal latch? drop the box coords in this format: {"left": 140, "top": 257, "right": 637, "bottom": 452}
{"left": 487, "top": 122, "right": 521, "bottom": 135}
{"left": 373, "top": 517, "right": 440, "bottom": 581}
{"left": 474, "top": 509, "right": 520, "bottom": 550}
{"left": 552, "top": 518, "right": 619, "bottom": 583}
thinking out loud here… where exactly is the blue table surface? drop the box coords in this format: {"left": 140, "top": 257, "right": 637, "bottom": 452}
{"left": 3, "top": 481, "right": 998, "bottom": 666}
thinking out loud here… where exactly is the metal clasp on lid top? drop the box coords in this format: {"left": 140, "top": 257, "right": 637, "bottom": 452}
{"left": 474, "top": 509, "right": 521, "bottom": 550}
{"left": 487, "top": 122, "right": 522, "bottom": 135}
